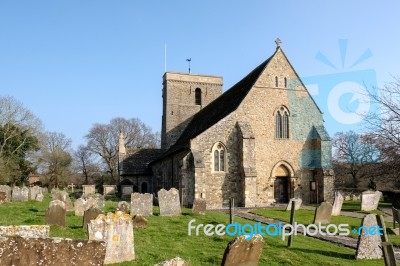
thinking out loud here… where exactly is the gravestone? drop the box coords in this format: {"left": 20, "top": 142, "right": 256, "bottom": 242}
{"left": 121, "top": 185, "right": 134, "bottom": 198}
{"left": 345, "top": 195, "right": 351, "bottom": 201}
{"left": 285, "top": 198, "right": 302, "bottom": 211}
{"left": 117, "top": 201, "right": 130, "bottom": 214}
{"left": 45, "top": 200, "right": 66, "bottom": 227}
{"left": 83, "top": 207, "right": 104, "bottom": 231}
{"left": 192, "top": 198, "right": 206, "bottom": 215}
{"left": 0, "top": 185, "right": 11, "bottom": 202}
{"left": 103, "top": 185, "right": 117, "bottom": 196}
{"left": 132, "top": 215, "right": 148, "bottom": 229}
{"left": 85, "top": 193, "right": 105, "bottom": 210}
{"left": 82, "top": 185, "right": 96, "bottom": 195}
{"left": 29, "top": 186, "right": 42, "bottom": 200}
{"left": 356, "top": 214, "right": 383, "bottom": 259}
{"left": 52, "top": 190, "right": 74, "bottom": 211}
{"left": 88, "top": 211, "right": 135, "bottom": 264}
{"left": 75, "top": 198, "right": 87, "bottom": 216}
{"left": 331, "top": 192, "right": 344, "bottom": 216}
{"left": 361, "top": 191, "right": 381, "bottom": 211}
{"left": 0, "top": 225, "right": 50, "bottom": 238}
{"left": 35, "top": 193, "right": 44, "bottom": 202}
{"left": 12, "top": 187, "right": 29, "bottom": 202}
{"left": 313, "top": 202, "right": 333, "bottom": 224}
{"left": 0, "top": 192, "right": 6, "bottom": 204}
{"left": 158, "top": 189, "right": 181, "bottom": 216}
{"left": 393, "top": 207, "right": 400, "bottom": 235}
{"left": 0, "top": 236, "right": 106, "bottom": 266}
{"left": 131, "top": 193, "right": 153, "bottom": 216}
{"left": 221, "top": 234, "right": 264, "bottom": 266}
{"left": 154, "top": 257, "right": 188, "bottom": 266}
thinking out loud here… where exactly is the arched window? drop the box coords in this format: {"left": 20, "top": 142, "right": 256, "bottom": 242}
{"left": 275, "top": 76, "right": 279, "bottom": 87}
{"left": 275, "top": 106, "right": 289, "bottom": 139}
{"left": 212, "top": 143, "right": 226, "bottom": 172}
{"left": 195, "top": 88, "right": 202, "bottom": 105}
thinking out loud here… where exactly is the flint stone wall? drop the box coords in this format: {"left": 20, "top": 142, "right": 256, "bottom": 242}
{"left": 0, "top": 236, "right": 106, "bottom": 266}
{"left": 0, "top": 225, "right": 49, "bottom": 238}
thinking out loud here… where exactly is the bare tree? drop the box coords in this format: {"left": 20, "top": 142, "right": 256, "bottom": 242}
{"left": 85, "top": 117, "right": 159, "bottom": 183}
{"left": 73, "top": 144, "right": 101, "bottom": 185}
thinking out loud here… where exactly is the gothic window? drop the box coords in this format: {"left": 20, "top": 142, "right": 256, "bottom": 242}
{"left": 212, "top": 143, "right": 226, "bottom": 172}
{"left": 195, "top": 88, "right": 202, "bottom": 105}
{"left": 275, "top": 76, "right": 279, "bottom": 87}
{"left": 275, "top": 106, "right": 289, "bottom": 139}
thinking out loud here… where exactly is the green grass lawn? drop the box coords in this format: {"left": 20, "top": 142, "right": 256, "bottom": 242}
{"left": 0, "top": 196, "right": 389, "bottom": 265}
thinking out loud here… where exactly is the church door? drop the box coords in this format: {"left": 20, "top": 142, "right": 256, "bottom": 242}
{"left": 274, "top": 177, "right": 289, "bottom": 203}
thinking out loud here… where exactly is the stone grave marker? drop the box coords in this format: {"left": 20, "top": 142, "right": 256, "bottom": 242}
{"left": 88, "top": 211, "right": 135, "bottom": 264}
{"left": 117, "top": 201, "right": 130, "bottom": 214}
{"left": 45, "top": 200, "right": 66, "bottom": 227}
{"left": 0, "top": 192, "right": 6, "bottom": 204}
{"left": 12, "top": 187, "right": 29, "bottom": 202}
{"left": 158, "top": 188, "right": 181, "bottom": 216}
{"left": 83, "top": 207, "right": 104, "bottom": 231}
{"left": 0, "top": 225, "right": 50, "bottom": 238}
{"left": 103, "top": 185, "right": 117, "bottom": 196}
{"left": 356, "top": 214, "right": 383, "bottom": 259}
{"left": 393, "top": 207, "right": 400, "bottom": 235}
{"left": 0, "top": 185, "right": 11, "bottom": 202}
{"left": 221, "top": 234, "right": 264, "bottom": 266}
{"left": 75, "top": 198, "right": 87, "bottom": 216}
{"left": 85, "top": 193, "right": 105, "bottom": 210}
{"left": 313, "top": 202, "right": 333, "bottom": 224}
{"left": 192, "top": 198, "right": 206, "bottom": 215}
{"left": 361, "top": 191, "right": 381, "bottom": 211}
{"left": 29, "top": 186, "right": 42, "bottom": 200}
{"left": 82, "top": 185, "right": 96, "bottom": 195}
{"left": 154, "top": 257, "right": 188, "bottom": 266}
{"left": 285, "top": 198, "right": 302, "bottom": 211}
{"left": 131, "top": 193, "right": 153, "bottom": 216}
{"left": 331, "top": 192, "right": 344, "bottom": 216}
{"left": 35, "top": 193, "right": 44, "bottom": 202}
{"left": 121, "top": 185, "right": 134, "bottom": 198}
{"left": 132, "top": 215, "right": 148, "bottom": 229}
{"left": 52, "top": 190, "right": 74, "bottom": 211}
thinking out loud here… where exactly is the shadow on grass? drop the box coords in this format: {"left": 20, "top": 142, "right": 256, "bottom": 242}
{"left": 29, "top": 208, "right": 39, "bottom": 212}
{"left": 289, "top": 247, "right": 355, "bottom": 260}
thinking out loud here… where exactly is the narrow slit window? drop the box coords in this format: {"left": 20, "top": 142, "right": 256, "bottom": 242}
{"left": 195, "top": 88, "right": 202, "bottom": 105}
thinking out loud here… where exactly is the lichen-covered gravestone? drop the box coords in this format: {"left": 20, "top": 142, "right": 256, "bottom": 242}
{"left": 85, "top": 193, "right": 105, "bottom": 209}
{"left": 12, "top": 187, "right": 29, "bottom": 202}
{"left": 158, "top": 189, "right": 181, "bottom": 216}
{"left": 117, "top": 201, "right": 130, "bottom": 214}
{"left": 0, "top": 185, "right": 11, "bottom": 202}
{"left": 29, "top": 186, "right": 42, "bottom": 200}
{"left": 313, "top": 202, "right": 333, "bottom": 224}
{"left": 45, "top": 200, "right": 66, "bottom": 227}
{"left": 0, "top": 225, "right": 50, "bottom": 238}
{"left": 131, "top": 193, "right": 153, "bottom": 216}
{"left": 331, "top": 192, "right": 344, "bottom": 216}
{"left": 356, "top": 214, "right": 383, "bottom": 259}
{"left": 154, "top": 257, "right": 188, "bottom": 266}
{"left": 75, "top": 198, "right": 87, "bottom": 217}
{"left": 52, "top": 190, "right": 74, "bottom": 211}
{"left": 221, "top": 234, "right": 264, "bottom": 266}
{"left": 88, "top": 211, "right": 135, "bottom": 264}
{"left": 285, "top": 198, "right": 302, "bottom": 211}
{"left": 192, "top": 198, "right": 206, "bottom": 215}
{"left": 83, "top": 207, "right": 104, "bottom": 231}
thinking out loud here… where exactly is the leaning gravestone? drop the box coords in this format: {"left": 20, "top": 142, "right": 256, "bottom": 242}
{"left": 75, "top": 198, "right": 87, "bottom": 217}
{"left": 88, "top": 211, "right": 135, "bottom": 264}
{"left": 285, "top": 198, "right": 302, "bottom": 211}
{"left": 331, "top": 192, "right": 344, "bottom": 216}
{"left": 313, "top": 202, "right": 333, "bottom": 224}
{"left": 221, "top": 234, "right": 264, "bottom": 266}
{"left": 29, "top": 186, "right": 42, "bottom": 200}
{"left": 361, "top": 191, "right": 381, "bottom": 211}
{"left": 45, "top": 200, "right": 66, "bottom": 227}
{"left": 117, "top": 201, "right": 130, "bottom": 214}
{"left": 83, "top": 207, "right": 104, "bottom": 231}
{"left": 192, "top": 198, "right": 206, "bottom": 215}
{"left": 52, "top": 190, "right": 74, "bottom": 211}
{"left": 158, "top": 189, "right": 181, "bottom": 216}
{"left": 0, "top": 192, "right": 6, "bottom": 205}
{"left": 12, "top": 187, "right": 29, "bottom": 202}
{"left": 356, "top": 214, "right": 383, "bottom": 259}
{"left": 0, "top": 185, "right": 11, "bottom": 202}
{"left": 154, "top": 257, "right": 188, "bottom": 266}
{"left": 131, "top": 193, "right": 153, "bottom": 216}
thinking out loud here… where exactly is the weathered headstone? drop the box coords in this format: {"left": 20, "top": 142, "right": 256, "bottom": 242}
{"left": 313, "top": 202, "right": 333, "bottom": 224}
{"left": 52, "top": 190, "right": 74, "bottom": 211}
{"left": 331, "top": 192, "right": 344, "bottom": 216}
{"left": 103, "top": 185, "right": 117, "bottom": 196}
{"left": 0, "top": 225, "right": 50, "bottom": 238}
{"left": 45, "top": 200, "right": 66, "bottom": 227}
{"left": 121, "top": 185, "right": 134, "bottom": 198}
{"left": 132, "top": 215, "right": 148, "bottom": 229}
{"left": 85, "top": 193, "right": 105, "bottom": 210}
{"left": 35, "top": 193, "right": 44, "bottom": 202}
{"left": 361, "top": 191, "right": 381, "bottom": 211}
{"left": 131, "top": 193, "right": 153, "bottom": 216}
{"left": 29, "top": 186, "right": 42, "bottom": 200}
{"left": 12, "top": 187, "right": 29, "bottom": 202}
{"left": 0, "top": 236, "right": 106, "bottom": 266}
{"left": 285, "top": 198, "right": 302, "bottom": 211}
{"left": 75, "top": 198, "right": 87, "bottom": 217}
{"left": 154, "top": 257, "right": 188, "bottom": 266}
{"left": 82, "top": 185, "right": 96, "bottom": 195}
{"left": 88, "top": 211, "right": 135, "bottom": 264}
{"left": 192, "top": 198, "right": 206, "bottom": 215}
{"left": 0, "top": 185, "right": 11, "bottom": 202}
{"left": 0, "top": 192, "right": 6, "bottom": 204}
{"left": 117, "top": 201, "right": 130, "bottom": 214}
{"left": 83, "top": 207, "right": 104, "bottom": 231}
{"left": 158, "top": 189, "right": 181, "bottom": 216}
{"left": 356, "top": 214, "right": 383, "bottom": 259}
{"left": 221, "top": 234, "right": 264, "bottom": 266}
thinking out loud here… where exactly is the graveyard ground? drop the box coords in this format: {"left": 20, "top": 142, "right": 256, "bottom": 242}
{"left": 0, "top": 196, "right": 393, "bottom": 266}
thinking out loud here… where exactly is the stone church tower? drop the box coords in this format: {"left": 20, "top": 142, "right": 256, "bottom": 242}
{"left": 161, "top": 72, "right": 223, "bottom": 149}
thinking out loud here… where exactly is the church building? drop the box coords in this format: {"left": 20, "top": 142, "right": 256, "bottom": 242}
{"left": 119, "top": 40, "right": 335, "bottom": 209}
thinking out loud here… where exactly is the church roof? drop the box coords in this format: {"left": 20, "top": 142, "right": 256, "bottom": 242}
{"left": 121, "top": 149, "right": 165, "bottom": 176}
{"left": 156, "top": 50, "right": 276, "bottom": 160}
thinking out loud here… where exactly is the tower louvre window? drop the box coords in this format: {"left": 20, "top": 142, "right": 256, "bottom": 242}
{"left": 195, "top": 88, "right": 202, "bottom": 105}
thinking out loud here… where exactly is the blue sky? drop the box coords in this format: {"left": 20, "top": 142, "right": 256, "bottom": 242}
{"left": 1, "top": 1, "right": 399, "bottom": 148}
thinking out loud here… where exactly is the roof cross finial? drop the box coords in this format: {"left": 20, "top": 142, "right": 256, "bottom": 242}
{"left": 275, "top": 38, "right": 282, "bottom": 48}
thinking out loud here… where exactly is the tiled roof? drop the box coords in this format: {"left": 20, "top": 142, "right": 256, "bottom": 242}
{"left": 121, "top": 149, "right": 165, "bottom": 176}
